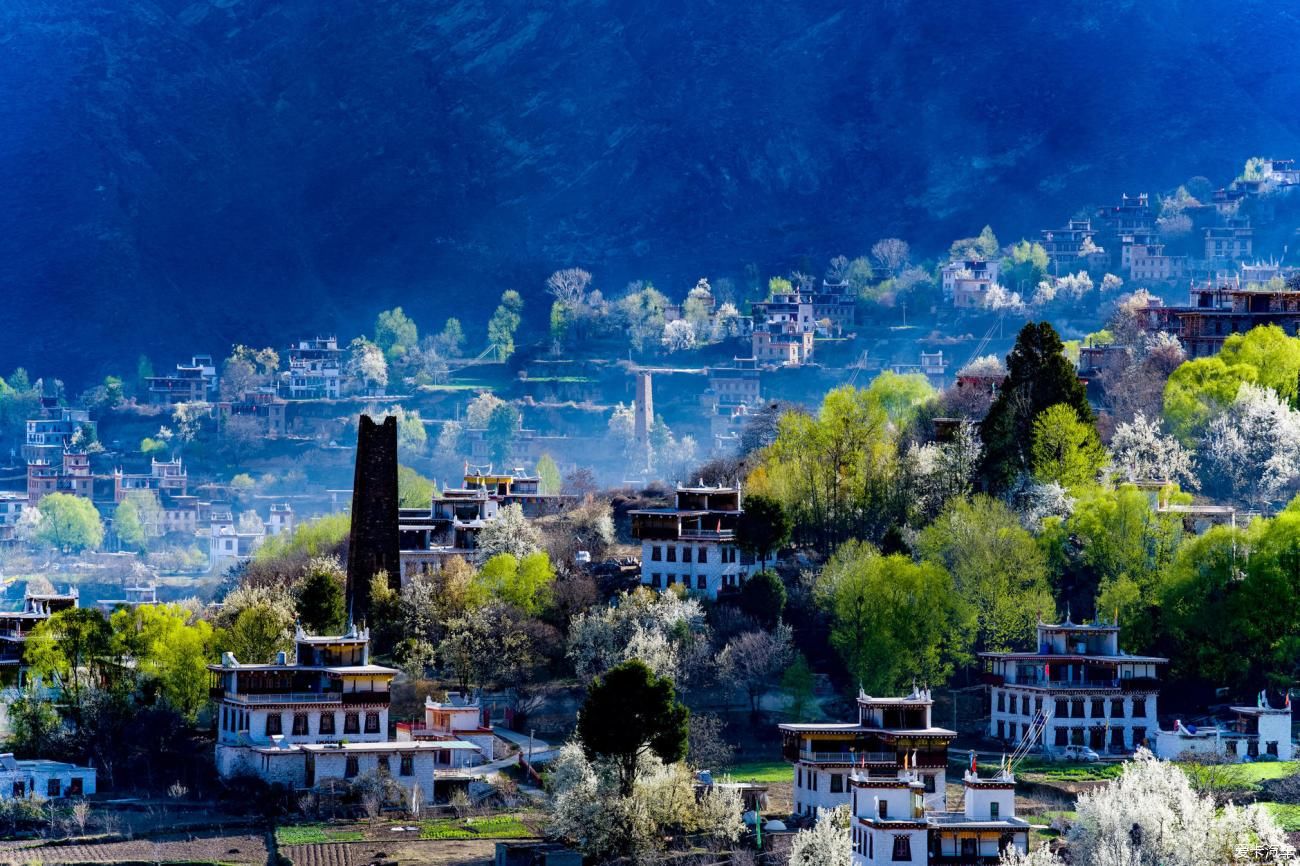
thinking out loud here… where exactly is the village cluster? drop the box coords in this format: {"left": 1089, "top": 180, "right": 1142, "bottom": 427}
{"left": 3, "top": 155, "right": 1300, "bottom": 864}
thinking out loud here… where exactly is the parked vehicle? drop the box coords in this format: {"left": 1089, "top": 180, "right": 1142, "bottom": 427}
{"left": 1051, "top": 744, "right": 1100, "bottom": 763}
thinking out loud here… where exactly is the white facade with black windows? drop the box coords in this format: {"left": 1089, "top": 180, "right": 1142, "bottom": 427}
{"left": 630, "top": 485, "right": 755, "bottom": 599}
{"left": 981, "top": 618, "right": 1164, "bottom": 754}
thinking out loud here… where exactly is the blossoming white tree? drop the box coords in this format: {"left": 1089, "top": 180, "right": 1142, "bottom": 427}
{"left": 566, "top": 588, "right": 707, "bottom": 682}
{"left": 788, "top": 805, "right": 852, "bottom": 866}
{"left": 1199, "top": 383, "right": 1300, "bottom": 509}
{"left": 1110, "top": 412, "right": 1198, "bottom": 488}
{"left": 1000, "top": 749, "right": 1294, "bottom": 866}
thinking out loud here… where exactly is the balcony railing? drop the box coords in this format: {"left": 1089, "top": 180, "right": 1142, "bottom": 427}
{"left": 679, "top": 529, "right": 735, "bottom": 541}
{"left": 800, "top": 750, "right": 895, "bottom": 764}
{"left": 213, "top": 690, "right": 342, "bottom": 705}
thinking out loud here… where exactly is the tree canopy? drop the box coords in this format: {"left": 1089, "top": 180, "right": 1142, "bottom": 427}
{"left": 577, "top": 659, "right": 689, "bottom": 796}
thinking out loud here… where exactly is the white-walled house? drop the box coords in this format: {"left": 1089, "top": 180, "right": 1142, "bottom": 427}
{"left": 848, "top": 765, "right": 1030, "bottom": 865}
{"left": 209, "top": 625, "right": 480, "bottom": 803}
{"left": 0, "top": 754, "right": 95, "bottom": 800}
{"left": 1154, "top": 697, "right": 1293, "bottom": 762}
{"left": 630, "top": 485, "right": 756, "bottom": 599}
{"left": 780, "top": 687, "right": 955, "bottom": 817}
{"left": 981, "top": 617, "right": 1164, "bottom": 754}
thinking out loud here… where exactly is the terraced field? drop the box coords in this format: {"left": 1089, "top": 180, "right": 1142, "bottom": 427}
{"left": 283, "top": 838, "right": 498, "bottom": 866}
{"left": 0, "top": 832, "right": 269, "bottom": 863}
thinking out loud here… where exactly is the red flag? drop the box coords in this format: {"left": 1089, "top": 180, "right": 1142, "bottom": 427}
{"left": 1044, "top": 663, "right": 1050, "bottom": 682}
{"left": 969, "top": 751, "right": 977, "bottom": 773}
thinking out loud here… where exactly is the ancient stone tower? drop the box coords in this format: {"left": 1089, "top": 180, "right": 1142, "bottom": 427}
{"left": 345, "top": 414, "right": 400, "bottom": 624}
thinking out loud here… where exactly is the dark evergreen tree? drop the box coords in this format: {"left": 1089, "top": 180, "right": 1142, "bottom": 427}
{"left": 296, "top": 563, "right": 346, "bottom": 635}
{"left": 576, "top": 659, "right": 689, "bottom": 796}
{"left": 735, "top": 493, "right": 792, "bottom": 571}
{"left": 979, "top": 322, "right": 1093, "bottom": 492}
{"left": 737, "top": 569, "right": 787, "bottom": 630}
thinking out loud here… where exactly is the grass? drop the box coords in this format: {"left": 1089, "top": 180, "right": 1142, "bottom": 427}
{"left": 274, "top": 825, "right": 365, "bottom": 845}
{"left": 1006, "top": 758, "right": 1126, "bottom": 782}
{"left": 418, "top": 815, "right": 535, "bottom": 840}
{"left": 727, "top": 761, "right": 791, "bottom": 785}
{"left": 1262, "top": 802, "right": 1300, "bottom": 831}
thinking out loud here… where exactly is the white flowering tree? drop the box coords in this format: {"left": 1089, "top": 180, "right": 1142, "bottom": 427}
{"left": 984, "top": 283, "right": 1026, "bottom": 314}
{"left": 789, "top": 805, "right": 852, "bottom": 866}
{"left": 661, "top": 319, "right": 698, "bottom": 353}
{"left": 566, "top": 588, "right": 708, "bottom": 683}
{"left": 1003, "top": 749, "right": 1294, "bottom": 866}
{"left": 547, "top": 743, "right": 742, "bottom": 860}
{"left": 475, "top": 503, "right": 543, "bottom": 560}
{"left": 1110, "top": 412, "right": 1198, "bottom": 488}
{"left": 1199, "top": 383, "right": 1300, "bottom": 510}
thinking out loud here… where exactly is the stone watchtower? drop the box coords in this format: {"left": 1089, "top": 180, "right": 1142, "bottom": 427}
{"left": 345, "top": 415, "right": 400, "bottom": 623}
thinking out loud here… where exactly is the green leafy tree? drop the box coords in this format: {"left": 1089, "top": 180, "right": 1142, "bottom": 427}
{"left": 1000, "top": 239, "right": 1050, "bottom": 290}
{"left": 435, "top": 318, "right": 466, "bottom": 358}
{"left": 1052, "top": 485, "right": 1183, "bottom": 649}
{"left": 735, "top": 494, "right": 791, "bottom": 571}
{"left": 781, "top": 653, "right": 817, "bottom": 720}
{"left": 24, "top": 608, "right": 113, "bottom": 720}
{"left": 113, "top": 491, "right": 163, "bottom": 553}
{"left": 1030, "top": 403, "right": 1108, "bottom": 489}
{"left": 375, "top": 307, "right": 419, "bottom": 360}
{"left": 980, "top": 322, "right": 1093, "bottom": 491}
{"left": 864, "top": 371, "right": 935, "bottom": 425}
{"left": 577, "top": 659, "right": 690, "bottom": 796}
{"left": 488, "top": 291, "right": 523, "bottom": 361}
{"left": 5, "top": 694, "right": 60, "bottom": 757}
{"left": 395, "top": 408, "right": 427, "bottom": 454}
{"left": 225, "top": 603, "right": 295, "bottom": 664}
{"left": 949, "top": 225, "right": 1000, "bottom": 261}
{"left": 34, "top": 493, "right": 104, "bottom": 553}
{"left": 486, "top": 403, "right": 521, "bottom": 465}
{"left": 916, "top": 496, "right": 1054, "bottom": 653}
{"left": 295, "top": 556, "right": 346, "bottom": 634}
{"left": 1163, "top": 355, "right": 1258, "bottom": 444}
{"left": 536, "top": 454, "right": 562, "bottom": 495}
{"left": 111, "top": 604, "right": 217, "bottom": 720}
{"left": 736, "top": 569, "right": 787, "bottom": 630}
{"left": 476, "top": 551, "right": 555, "bottom": 615}
{"left": 820, "top": 541, "right": 974, "bottom": 694}
{"left": 397, "top": 465, "right": 437, "bottom": 509}
{"left": 768, "top": 276, "right": 793, "bottom": 296}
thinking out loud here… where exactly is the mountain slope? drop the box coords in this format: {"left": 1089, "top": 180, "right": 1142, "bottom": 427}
{"left": 3, "top": 0, "right": 1300, "bottom": 381}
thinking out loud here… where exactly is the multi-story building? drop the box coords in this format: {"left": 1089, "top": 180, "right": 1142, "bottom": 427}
{"left": 209, "top": 626, "right": 479, "bottom": 802}
{"left": 285, "top": 337, "right": 344, "bottom": 400}
{"left": 629, "top": 485, "right": 755, "bottom": 598}
{"left": 981, "top": 618, "right": 1164, "bottom": 754}
{"left": 812, "top": 280, "right": 857, "bottom": 334}
{"left": 398, "top": 470, "right": 570, "bottom": 580}
{"left": 114, "top": 458, "right": 188, "bottom": 502}
{"left": 1141, "top": 282, "right": 1300, "bottom": 358}
{"left": 846, "top": 765, "right": 1030, "bottom": 865}
{"left": 941, "top": 259, "right": 1001, "bottom": 309}
{"left": 268, "top": 503, "right": 295, "bottom": 537}
{"left": 701, "top": 358, "right": 761, "bottom": 454}
{"left": 209, "top": 510, "right": 266, "bottom": 572}
{"left": 1205, "top": 221, "right": 1253, "bottom": 262}
{"left": 1095, "top": 193, "right": 1155, "bottom": 243}
{"left": 23, "top": 409, "right": 94, "bottom": 464}
{"left": 752, "top": 292, "right": 816, "bottom": 366}
{"left": 781, "top": 687, "right": 955, "bottom": 818}
{"left": 217, "top": 389, "right": 288, "bottom": 438}
{"left": 27, "top": 451, "right": 92, "bottom": 503}
{"left": 1040, "top": 219, "right": 1097, "bottom": 273}
{"left": 0, "top": 494, "right": 28, "bottom": 548}
{"left": 1126, "top": 240, "right": 1187, "bottom": 283}
{"left": 147, "top": 355, "right": 218, "bottom": 405}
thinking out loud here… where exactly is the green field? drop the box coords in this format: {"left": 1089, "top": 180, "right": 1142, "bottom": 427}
{"left": 1176, "top": 759, "right": 1300, "bottom": 790}
{"left": 728, "top": 761, "right": 790, "bottom": 785}
{"left": 418, "top": 815, "right": 536, "bottom": 840}
{"left": 1261, "top": 802, "right": 1300, "bottom": 831}
{"left": 275, "top": 825, "right": 364, "bottom": 845}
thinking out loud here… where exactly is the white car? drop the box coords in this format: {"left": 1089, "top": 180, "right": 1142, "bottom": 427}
{"left": 1052, "top": 745, "right": 1100, "bottom": 763}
